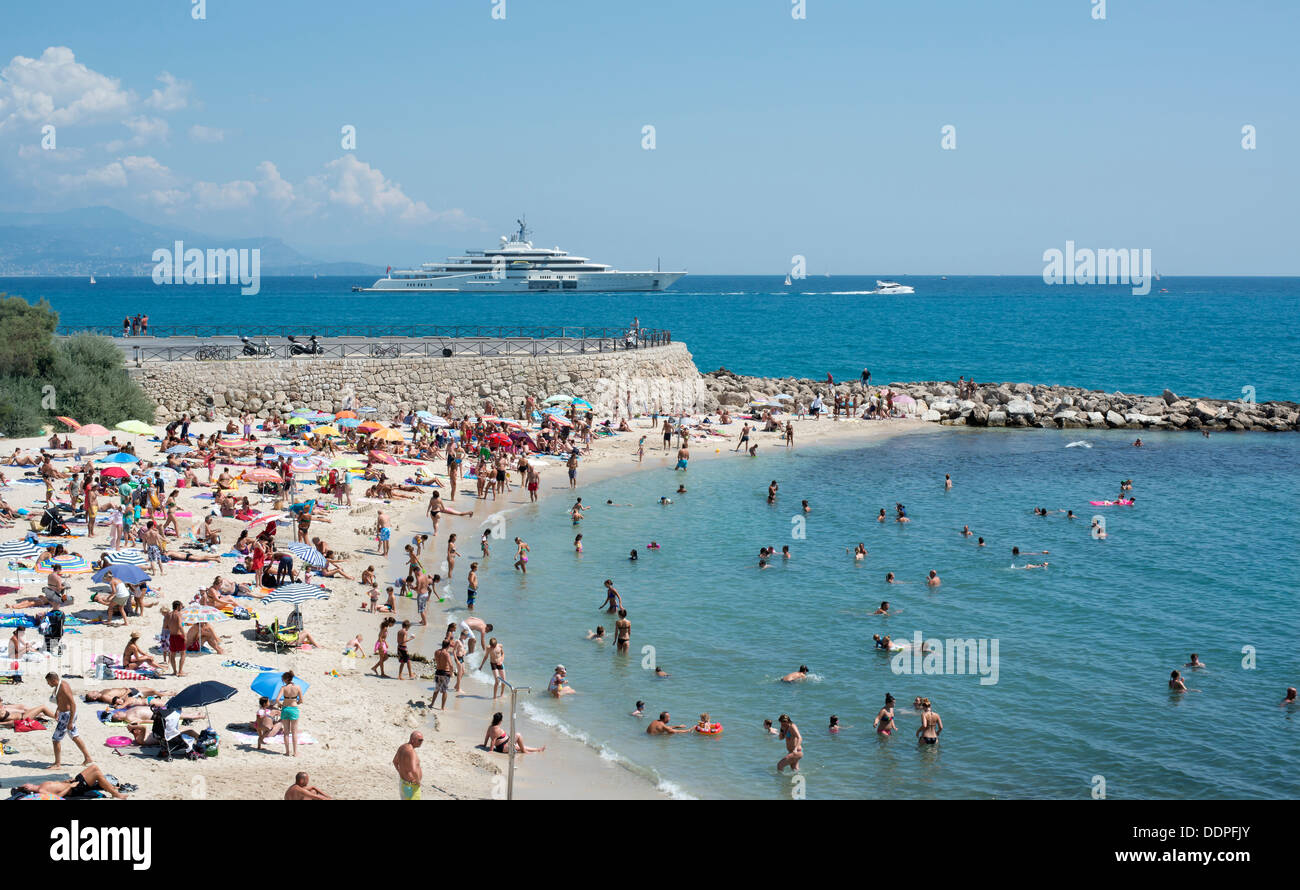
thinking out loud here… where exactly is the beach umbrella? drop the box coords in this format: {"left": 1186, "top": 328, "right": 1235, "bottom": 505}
{"left": 773, "top": 394, "right": 794, "bottom": 401}
{"left": 357, "top": 407, "right": 378, "bottom": 415}
{"left": 334, "top": 410, "right": 358, "bottom": 419}
{"left": 329, "top": 457, "right": 364, "bottom": 469}
{"left": 180, "top": 604, "right": 231, "bottom": 627}
{"left": 165, "top": 444, "right": 193, "bottom": 455}
{"left": 77, "top": 423, "right": 110, "bottom": 438}
{"left": 55, "top": 416, "right": 81, "bottom": 430}
{"left": 546, "top": 415, "right": 573, "bottom": 428}
{"left": 891, "top": 394, "right": 916, "bottom": 405}
{"left": 166, "top": 680, "right": 238, "bottom": 728}
{"left": 98, "top": 452, "right": 139, "bottom": 464}
{"left": 424, "top": 414, "right": 449, "bottom": 427}
{"left": 336, "top": 418, "right": 361, "bottom": 428}
{"left": 246, "top": 512, "right": 287, "bottom": 528}
{"left": 288, "top": 457, "right": 324, "bottom": 474}
{"left": 251, "top": 670, "right": 312, "bottom": 702}
{"left": 415, "top": 410, "right": 435, "bottom": 421}
{"left": 36, "top": 554, "right": 90, "bottom": 574}
{"left": 278, "top": 445, "right": 316, "bottom": 456}
{"left": 0, "top": 539, "right": 42, "bottom": 560}
{"left": 486, "top": 432, "right": 512, "bottom": 448}
{"left": 357, "top": 420, "right": 385, "bottom": 432}
{"left": 368, "top": 450, "right": 398, "bottom": 465}
{"left": 242, "top": 468, "right": 281, "bottom": 484}
{"left": 286, "top": 417, "right": 309, "bottom": 427}
{"left": 497, "top": 418, "right": 524, "bottom": 428}
{"left": 98, "top": 466, "right": 129, "bottom": 479}
{"left": 285, "top": 543, "right": 327, "bottom": 568}
{"left": 92, "top": 564, "right": 150, "bottom": 585}
{"left": 544, "top": 394, "right": 574, "bottom": 404}
{"left": 261, "top": 582, "right": 329, "bottom": 605}
{"left": 571, "top": 398, "right": 592, "bottom": 410}
{"left": 313, "top": 425, "right": 341, "bottom": 437}
{"left": 115, "top": 420, "right": 154, "bottom": 435}
{"left": 101, "top": 549, "right": 148, "bottom": 567}
{"left": 371, "top": 427, "right": 404, "bottom": 443}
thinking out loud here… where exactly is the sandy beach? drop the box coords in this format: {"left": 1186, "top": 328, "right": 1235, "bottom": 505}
{"left": 0, "top": 410, "right": 924, "bottom": 800}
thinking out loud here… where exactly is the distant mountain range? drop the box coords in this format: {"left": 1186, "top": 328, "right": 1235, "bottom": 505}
{"left": 0, "top": 206, "right": 384, "bottom": 276}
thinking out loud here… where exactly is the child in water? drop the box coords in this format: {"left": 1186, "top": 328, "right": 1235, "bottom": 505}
{"left": 829, "top": 715, "right": 841, "bottom": 733}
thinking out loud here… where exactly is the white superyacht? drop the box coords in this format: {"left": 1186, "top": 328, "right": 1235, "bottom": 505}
{"left": 355, "top": 218, "right": 685, "bottom": 293}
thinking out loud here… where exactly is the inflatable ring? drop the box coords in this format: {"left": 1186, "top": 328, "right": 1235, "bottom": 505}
{"left": 696, "top": 723, "right": 723, "bottom": 735}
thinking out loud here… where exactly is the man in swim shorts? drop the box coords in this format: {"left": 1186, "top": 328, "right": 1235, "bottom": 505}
{"left": 431, "top": 641, "right": 455, "bottom": 709}
{"left": 393, "top": 731, "right": 423, "bottom": 800}
{"left": 46, "top": 672, "right": 93, "bottom": 769}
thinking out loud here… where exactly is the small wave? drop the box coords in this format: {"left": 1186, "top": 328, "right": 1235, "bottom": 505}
{"left": 828, "top": 290, "right": 876, "bottom": 295}
{"left": 1065, "top": 441, "right": 1092, "bottom": 448}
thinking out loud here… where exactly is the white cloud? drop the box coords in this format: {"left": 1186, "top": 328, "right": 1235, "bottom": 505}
{"left": 188, "top": 124, "right": 226, "bottom": 143}
{"left": 256, "top": 160, "right": 296, "bottom": 208}
{"left": 144, "top": 71, "right": 190, "bottom": 112}
{"left": 142, "top": 188, "right": 189, "bottom": 210}
{"left": 106, "top": 115, "right": 170, "bottom": 150}
{"left": 0, "top": 46, "right": 133, "bottom": 130}
{"left": 193, "top": 178, "right": 257, "bottom": 210}
{"left": 57, "top": 160, "right": 128, "bottom": 190}
{"left": 305, "top": 154, "right": 435, "bottom": 223}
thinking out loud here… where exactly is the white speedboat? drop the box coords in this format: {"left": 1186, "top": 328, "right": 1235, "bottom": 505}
{"left": 872, "top": 280, "right": 914, "bottom": 295}
{"left": 355, "top": 217, "right": 685, "bottom": 293}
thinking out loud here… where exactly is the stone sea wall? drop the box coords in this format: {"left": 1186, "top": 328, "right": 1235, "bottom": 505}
{"left": 704, "top": 370, "right": 1300, "bottom": 432}
{"left": 133, "top": 342, "right": 708, "bottom": 421}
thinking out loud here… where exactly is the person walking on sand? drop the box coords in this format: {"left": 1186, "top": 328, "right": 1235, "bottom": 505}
{"left": 393, "top": 731, "right": 424, "bottom": 800}
{"left": 431, "top": 639, "right": 455, "bottom": 709}
{"left": 164, "top": 601, "right": 187, "bottom": 676}
{"left": 567, "top": 451, "right": 579, "bottom": 489}
{"left": 637, "top": 435, "right": 646, "bottom": 463}
{"left": 735, "top": 422, "right": 751, "bottom": 452}
{"left": 776, "top": 714, "right": 802, "bottom": 772}
{"left": 376, "top": 508, "right": 391, "bottom": 557}
{"left": 372, "top": 616, "right": 395, "bottom": 677}
{"left": 396, "top": 620, "right": 414, "bottom": 680}
{"left": 276, "top": 671, "right": 304, "bottom": 757}
{"left": 46, "top": 672, "right": 93, "bottom": 770}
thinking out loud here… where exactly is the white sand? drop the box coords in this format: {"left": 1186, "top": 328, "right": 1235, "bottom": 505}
{"left": 0, "top": 410, "right": 923, "bottom": 799}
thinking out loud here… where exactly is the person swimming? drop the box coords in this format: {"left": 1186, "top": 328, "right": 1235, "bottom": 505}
{"left": 828, "top": 714, "right": 841, "bottom": 733}
{"left": 873, "top": 694, "right": 896, "bottom": 735}
{"left": 781, "top": 665, "right": 809, "bottom": 682}
{"left": 629, "top": 549, "right": 638, "bottom": 560}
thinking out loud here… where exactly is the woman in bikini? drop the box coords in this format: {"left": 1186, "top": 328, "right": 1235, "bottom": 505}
{"left": 275, "top": 671, "right": 304, "bottom": 757}
{"left": 872, "top": 693, "right": 897, "bottom": 736}
{"left": 483, "top": 711, "right": 544, "bottom": 755}
{"left": 445, "top": 534, "right": 460, "bottom": 579}
{"left": 371, "top": 616, "right": 395, "bottom": 678}
{"left": 916, "top": 697, "right": 942, "bottom": 745}
{"left": 122, "top": 632, "right": 162, "bottom": 672}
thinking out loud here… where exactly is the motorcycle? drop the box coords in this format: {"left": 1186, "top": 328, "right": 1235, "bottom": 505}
{"left": 288, "top": 335, "right": 323, "bottom": 356}
{"left": 240, "top": 336, "right": 272, "bottom": 356}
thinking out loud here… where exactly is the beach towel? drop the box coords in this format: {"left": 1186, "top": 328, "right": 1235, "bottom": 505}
{"left": 221, "top": 659, "right": 273, "bottom": 671}
{"left": 112, "top": 667, "right": 158, "bottom": 681}
{"left": 13, "top": 718, "right": 45, "bottom": 732}
{"left": 227, "top": 730, "right": 317, "bottom": 746}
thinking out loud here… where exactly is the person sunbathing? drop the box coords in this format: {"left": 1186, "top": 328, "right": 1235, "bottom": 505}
{"left": 123, "top": 632, "right": 163, "bottom": 671}
{"left": 201, "top": 586, "right": 239, "bottom": 612}
{"left": 4, "top": 450, "right": 40, "bottom": 467}
{"left": 16, "top": 764, "right": 128, "bottom": 799}
{"left": 106, "top": 703, "right": 156, "bottom": 724}
{"left": 255, "top": 696, "right": 283, "bottom": 748}
{"left": 84, "top": 687, "right": 170, "bottom": 703}
{"left": 185, "top": 620, "right": 226, "bottom": 654}
{"left": 166, "top": 549, "right": 222, "bottom": 562}
{"left": 0, "top": 702, "right": 57, "bottom": 726}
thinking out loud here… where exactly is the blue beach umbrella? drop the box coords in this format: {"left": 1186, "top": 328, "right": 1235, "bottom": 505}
{"left": 357, "top": 406, "right": 378, "bottom": 415}
{"left": 165, "top": 445, "right": 194, "bottom": 455}
{"left": 251, "top": 670, "right": 311, "bottom": 702}
{"left": 285, "top": 543, "right": 327, "bottom": 569}
{"left": 98, "top": 452, "right": 139, "bottom": 464}
{"left": 92, "top": 563, "right": 150, "bottom": 585}
{"left": 336, "top": 418, "right": 361, "bottom": 428}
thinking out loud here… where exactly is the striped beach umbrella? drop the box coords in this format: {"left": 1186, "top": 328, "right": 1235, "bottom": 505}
{"left": 288, "top": 457, "right": 324, "bottom": 474}
{"left": 285, "top": 543, "right": 327, "bottom": 568}
{"left": 368, "top": 450, "right": 398, "bottom": 465}
{"left": 180, "top": 604, "right": 230, "bottom": 627}
{"left": 279, "top": 445, "right": 316, "bottom": 456}
{"left": 36, "top": 554, "right": 91, "bottom": 574}
{"left": 165, "top": 445, "right": 194, "bottom": 454}
{"left": 261, "top": 583, "right": 329, "bottom": 604}
{"left": 336, "top": 417, "right": 361, "bottom": 428}
{"left": 55, "top": 416, "right": 81, "bottom": 430}
{"left": 246, "top": 512, "right": 288, "bottom": 528}
{"left": 0, "top": 538, "right": 42, "bottom": 560}
{"left": 102, "top": 549, "right": 149, "bottom": 567}
{"left": 242, "top": 468, "right": 281, "bottom": 484}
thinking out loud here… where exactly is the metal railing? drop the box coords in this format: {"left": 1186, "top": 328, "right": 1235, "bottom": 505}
{"left": 123, "top": 334, "right": 670, "bottom": 363}
{"left": 63, "top": 323, "right": 672, "bottom": 345}
{"left": 499, "top": 679, "right": 531, "bottom": 801}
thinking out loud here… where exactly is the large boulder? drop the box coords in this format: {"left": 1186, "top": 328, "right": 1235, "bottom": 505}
{"left": 1005, "top": 399, "right": 1036, "bottom": 417}
{"left": 1192, "top": 401, "right": 1220, "bottom": 421}
{"left": 1161, "top": 388, "right": 1180, "bottom": 405}
{"left": 987, "top": 410, "right": 1007, "bottom": 427}
{"left": 921, "top": 409, "right": 941, "bottom": 423}
{"left": 1105, "top": 409, "right": 1126, "bottom": 427}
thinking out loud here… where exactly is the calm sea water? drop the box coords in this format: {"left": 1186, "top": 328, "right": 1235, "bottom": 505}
{"left": 6, "top": 275, "right": 1300, "bottom": 401}
{"left": 465, "top": 428, "right": 1300, "bottom": 800}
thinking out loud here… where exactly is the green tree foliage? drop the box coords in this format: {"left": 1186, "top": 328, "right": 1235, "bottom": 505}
{"left": 0, "top": 295, "right": 156, "bottom": 438}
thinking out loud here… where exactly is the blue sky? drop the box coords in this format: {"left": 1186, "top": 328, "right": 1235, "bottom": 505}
{"left": 1, "top": 0, "right": 1296, "bottom": 273}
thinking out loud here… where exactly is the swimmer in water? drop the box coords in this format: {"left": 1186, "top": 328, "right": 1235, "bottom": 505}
{"left": 632, "top": 700, "right": 645, "bottom": 717}
{"left": 654, "top": 666, "right": 669, "bottom": 678}
{"left": 828, "top": 714, "right": 841, "bottom": 734}
{"left": 1133, "top": 438, "right": 1143, "bottom": 447}
{"left": 873, "top": 634, "right": 894, "bottom": 651}
{"left": 780, "top": 665, "right": 809, "bottom": 683}
{"left": 1066, "top": 510, "right": 1076, "bottom": 519}
{"left": 647, "top": 541, "right": 661, "bottom": 550}
{"left": 628, "top": 549, "right": 638, "bottom": 561}
{"left": 587, "top": 626, "right": 606, "bottom": 641}
{"left": 1090, "top": 518, "right": 1107, "bottom": 539}
{"left": 801, "top": 500, "right": 810, "bottom": 513}
{"left": 767, "top": 480, "right": 779, "bottom": 503}
{"left": 960, "top": 525, "right": 973, "bottom": 536}
{"left": 1282, "top": 688, "right": 1297, "bottom": 707}
{"left": 873, "top": 694, "right": 896, "bottom": 735}
{"left": 944, "top": 474, "right": 952, "bottom": 490}
{"left": 573, "top": 533, "right": 583, "bottom": 554}
{"left": 884, "top": 573, "right": 908, "bottom": 585}
{"left": 781, "top": 545, "right": 791, "bottom": 559}
{"left": 676, "top": 485, "right": 686, "bottom": 494}
{"left": 597, "top": 580, "right": 622, "bottom": 613}
{"left": 763, "top": 719, "right": 779, "bottom": 735}
{"left": 1169, "top": 669, "right": 1198, "bottom": 693}
{"left": 1015, "top": 561, "right": 1049, "bottom": 569}
{"left": 852, "top": 543, "right": 867, "bottom": 560}
{"left": 1184, "top": 653, "right": 1207, "bottom": 669}
{"left": 927, "top": 570, "right": 941, "bottom": 587}
{"left": 873, "top": 601, "right": 892, "bottom": 614}
{"left": 977, "top": 537, "right": 986, "bottom": 547}
{"left": 895, "top": 503, "right": 910, "bottom": 523}
{"left": 659, "top": 497, "right": 673, "bottom": 505}
{"left": 877, "top": 508, "right": 887, "bottom": 522}
{"left": 606, "top": 500, "right": 633, "bottom": 507}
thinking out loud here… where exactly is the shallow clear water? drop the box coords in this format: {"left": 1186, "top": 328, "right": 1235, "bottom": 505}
{"left": 10, "top": 274, "right": 1300, "bottom": 401}
{"left": 458, "top": 427, "right": 1299, "bottom": 799}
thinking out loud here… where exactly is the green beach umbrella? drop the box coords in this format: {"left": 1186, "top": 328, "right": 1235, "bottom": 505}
{"left": 115, "top": 420, "right": 154, "bottom": 435}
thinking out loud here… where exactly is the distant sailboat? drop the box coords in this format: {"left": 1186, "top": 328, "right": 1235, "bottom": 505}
{"left": 89, "top": 275, "right": 96, "bottom": 285}
{"left": 784, "top": 274, "right": 792, "bottom": 286}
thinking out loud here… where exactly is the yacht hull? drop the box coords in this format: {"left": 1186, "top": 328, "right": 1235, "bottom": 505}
{"left": 356, "top": 271, "right": 685, "bottom": 293}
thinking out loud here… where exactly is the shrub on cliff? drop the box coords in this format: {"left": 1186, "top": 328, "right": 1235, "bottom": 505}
{"left": 0, "top": 295, "right": 156, "bottom": 438}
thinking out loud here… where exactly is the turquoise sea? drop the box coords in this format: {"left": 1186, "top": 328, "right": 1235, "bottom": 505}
{"left": 10, "top": 274, "right": 1300, "bottom": 798}
{"left": 7, "top": 274, "right": 1300, "bottom": 401}
{"left": 471, "top": 428, "right": 1300, "bottom": 800}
